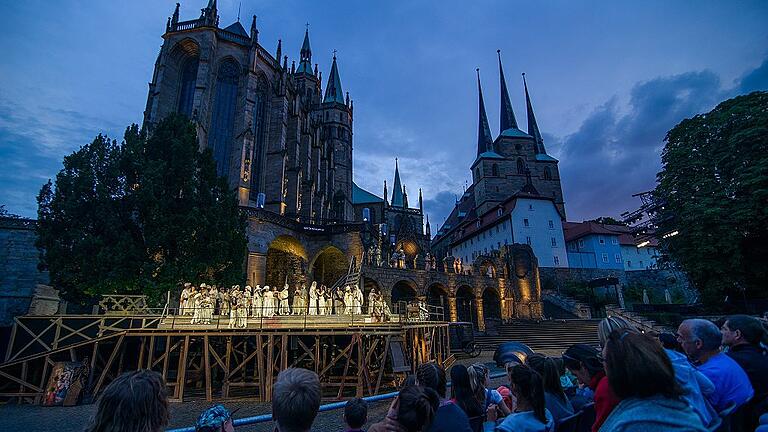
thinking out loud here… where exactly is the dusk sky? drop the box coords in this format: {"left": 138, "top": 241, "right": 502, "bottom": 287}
{"left": 1, "top": 0, "right": 767, "bottom": 227}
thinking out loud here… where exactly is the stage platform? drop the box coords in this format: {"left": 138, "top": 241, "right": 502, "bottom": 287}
{"left": 158, "top": 313, "right": 406, "bottom": 331}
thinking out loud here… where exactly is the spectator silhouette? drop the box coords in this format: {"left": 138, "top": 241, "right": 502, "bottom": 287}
{"left": 85, "top": 369, "right": 169, "bottom": 432}
{"left": 272, "top": 368, "right": 321, "bottom": 432}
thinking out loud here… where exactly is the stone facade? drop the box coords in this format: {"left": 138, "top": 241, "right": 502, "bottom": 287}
{"left": 0, "top": 218, "right": 50, "bottom": 327}
{"left": 144, "top": 1, "right": 354, "bottom": 222}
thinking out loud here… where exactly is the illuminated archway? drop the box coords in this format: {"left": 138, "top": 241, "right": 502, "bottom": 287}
{"left": 265, "top": 235, "right": 307, "bottom": 288}
{"left": 482, "top": 288, "right": 501, "bottom": 326}
{"left": 391, "top": 280, "right": 417, "bottom": 312}
{"left": 456, "top": 285, "right": 477, "bottom": 328}
{"left": 427, "top": 283, "right": 450, "bottom": 321}
{"left": 310, "top": 246, "right": 348, "bottom": 288}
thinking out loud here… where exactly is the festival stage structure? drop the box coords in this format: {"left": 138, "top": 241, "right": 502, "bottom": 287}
{"left": 0, "top": 294, "right": 450, "bottom": 404}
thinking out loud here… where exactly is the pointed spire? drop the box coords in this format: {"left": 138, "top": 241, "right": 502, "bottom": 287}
{"left": 171, "top": 3, "right": 180, "bottom": 26}
{"left": 202, "top": 0, "right": 218, "bottom": 26}
{"left": 391, "top": 158, "right": 404, "bottom": 207}
{"left": 523, "top": 73, "right": 546, "bottom": 154}
{"left": 301, "top": 26, "right": 311, "bottom": 60}
{"left": 426, "top": 214, "right": 431, "bottom": 238}
{"left": 250, "top": 15, "right": 258, "bottom": 44}
{"left": 476, "top": 68, "right": 494, "bottom": 157}
{"left": 276, "top": 39, "right": 282, "bottom": 66}
{"left": 384, "top": 180, "right": 389, "bottom": 206}
{"left": 283, "top": 55, "right": 288, "bottom": 71}
{"left": 403, "top": 185, "right": 409, "bottom": 208}
{"left": 498, "top": 50, "right": 518, "bottom": 133}
{"left": 323, "top": 51, "right": 345, "bottom": 104}
{"left": 314, "top": 63, "right": 318, "bottom": 77}
{"left": 418, "top": 188, "right": 423, "bottom": 212}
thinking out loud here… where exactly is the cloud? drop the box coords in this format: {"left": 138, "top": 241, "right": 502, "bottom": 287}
{"left": 423, "top": 190, "right": 459, "bottom": 227}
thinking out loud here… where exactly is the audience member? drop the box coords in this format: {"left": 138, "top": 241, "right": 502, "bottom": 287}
{"left": 483, "top": 364, "right": 553, "bottom": 432}
{"left": 415, "top": 363, "right": 472, "bottom": 432}
{"left": 597, "top": 316, "right": 635, "bottom": 348}
{"left": 369, "top": 385, "right": 439, "bottom": 432}
{"left": 659, "top": 332, "right": 683, "bottom": 352}
{"left": 272, "top": 368, "right": 321, "bottom": 432}
{"left": 562, "top": 344, "right": 619, "bottom": 432}
{"left": 722, "top": 314, "right": 768, "bottom": 430}
{"left": 195, "top": 405, "right": 236, "bottom": 432}
{"left": 599, "top": 330, "right": 707, "bottom": 431}
{"left": 85, "top": 369, "right": 169, "bottom": 432}
{"left": 344, "top": 398, "right": 368, "bottom": 432}
{"left": 525, "top": 354, "right": 574, "bottom": 424}
{"left": 677, "top": 319, "right": 754, "bottom": 412}
{"left": 450, "top": 364, "right": 484, "bottom": 430}
{"left": 469, "top": 363, "right": 511, "bottom": 416}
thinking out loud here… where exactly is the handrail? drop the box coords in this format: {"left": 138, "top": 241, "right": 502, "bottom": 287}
{"left": 166, "top": 371, "right": 508, "bottom": 432}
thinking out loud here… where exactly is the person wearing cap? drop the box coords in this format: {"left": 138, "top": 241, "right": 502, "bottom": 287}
{"left": 196, "top": 404, "right": 236, "bottom": 432}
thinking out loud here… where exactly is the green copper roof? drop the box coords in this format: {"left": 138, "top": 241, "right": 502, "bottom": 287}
{"left": 499, "top": 127, "right": 532, "bottom": 138}
{"left": 323, "top": 55, "right": 345, "bottom": 104}
{"left": 352, "top": 182, "right": 383, "bottom": 204}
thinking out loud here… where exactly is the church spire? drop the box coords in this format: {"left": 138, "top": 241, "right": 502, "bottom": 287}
{"left": 383, "top": 180, "right": 389, "bottom": 207}
{"left": 498, "top": 50, "right": 518, "bottom": 133}
{"left": 425, "top": 214, "right": 431, "bottom": 238}
{"left": 476, "top": 68, "right": 494, "bottom": 157}
{"left": 202, "top": 0, "right": 218, "bottom": 26}
{"left": 323, "top": 52, "right": 345, "bottom": 104}
{"left": 276, "top": 39, "right": 282, "bottom": 67}
{"left": 523, "top": 73, "right": 546, "bottom": 154}
{"left": 250, "top": 15, "right": 258, "bottom": 44}
{"left": 391, "top": 158, "right": 404, "bottom": 207}
{"left": 300, "top": 27, "right": 311, "bottom": 59}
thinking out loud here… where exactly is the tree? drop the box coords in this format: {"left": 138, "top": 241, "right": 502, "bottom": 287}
{"left": 37, "top": 115, "right": 247, "bottom": 304}
{"left": 655, "top": 91, "right": 768, "bottom": 306}
{"left": 588, "top": 217, "right": 627, "bottom": 226}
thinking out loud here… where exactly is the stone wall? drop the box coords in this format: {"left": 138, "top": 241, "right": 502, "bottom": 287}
{"left": 539, "top": 267, "right": 627, "bottom": 291}
{"left": 0, "top": 218, "right": 50, "bottom": 327}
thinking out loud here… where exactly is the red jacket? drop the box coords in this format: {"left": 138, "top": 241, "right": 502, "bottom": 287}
{"left": 590, "top": 371, "right": 620, "bottom": 432}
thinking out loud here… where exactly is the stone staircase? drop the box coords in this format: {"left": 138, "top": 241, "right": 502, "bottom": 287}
{"left": 474, "top": 319, "right": 601, "bottom": 354}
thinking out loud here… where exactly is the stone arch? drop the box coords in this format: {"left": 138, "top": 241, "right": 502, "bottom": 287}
{"left": 543, "top": 166, "right": 552, "bottom": 180}
{"left": 391, "top": 279, "right": 418, "bottom": 313}
{"left": 309, "top": 245, "right": 348, "bottom": 288}
{"left": 476, "top": 258, "right": 498, "bottom": 278}
{"left": 395, "top": 238, "right": 421, "bottom": 269}
{"left": 167, "top": 38, "right": 201, "bottom": 117}
{"left": 482, "top": 287, "right": 502, "bottom": 325}
{"left": 426, "top": 282, "right": 450, "bottom": 321}
{"left": 265, "top": 235, "right": 308, "bottom": 289}
{"left": 456, "top": 285, "right": 478, "bottom": 328}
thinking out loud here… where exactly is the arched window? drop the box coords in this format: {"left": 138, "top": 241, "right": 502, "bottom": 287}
{"left": 543, "top": 166, "right": 552, "bottom": 180}
{"left": 177, "top": 58, "right": 199, "bottom": 116}
{"left": 208, "top": 60, "right": 240, "bottom": 178}
{"left": 517, "top": 158, "right": 525, "bottom": 175}
{"left": 492, "top": 164, "right": 499, "bottom": 177}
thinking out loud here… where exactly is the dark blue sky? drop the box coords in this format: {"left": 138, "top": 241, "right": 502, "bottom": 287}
{"left": 1, "top": 1, "right": 767, "bottom": 226}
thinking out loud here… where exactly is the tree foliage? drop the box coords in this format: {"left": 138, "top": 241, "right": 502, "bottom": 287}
{"left": 587, "top": 217, "right": 627, "bottom": 226}
{"left": 655, "top": 91, "right": 768, "bottom": 305}
{"left": 36, "top": 115, "right": 247, "bottom": 304}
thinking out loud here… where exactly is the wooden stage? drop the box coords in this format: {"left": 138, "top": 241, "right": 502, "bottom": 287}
{"left": 0, "top": 311, "right": 451, "bottom": 404}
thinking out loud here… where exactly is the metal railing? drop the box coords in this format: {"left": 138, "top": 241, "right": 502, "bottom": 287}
{"left": 165, "top": 371, "right": 508, "bottom": 432}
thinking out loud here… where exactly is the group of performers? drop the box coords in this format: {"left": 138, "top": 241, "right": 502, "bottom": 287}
{"left": 178, "top": 281, "right": 392, "bottom": 328}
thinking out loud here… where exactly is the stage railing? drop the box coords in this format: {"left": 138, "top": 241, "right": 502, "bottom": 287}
{"left": 165, "top": 371, "right": 508, "bottom": 432}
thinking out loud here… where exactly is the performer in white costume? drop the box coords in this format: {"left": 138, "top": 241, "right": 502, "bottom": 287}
{"left": 368, "top": 289, "right": 378, "bottom": 316}
{"left": 228, "top": 286, "right": 241, "bottom": 328}
{"left": 343, "top": 286, "right": 353, "bottom": 314}
{"left": 252, "top": 285, "right": 262, "bottom": 317}
{"left": 220, "top": 287, "right": 230, "bottom": 317}
{"left": 190, "top": 286, "right": 203, "bottom": 324}
{"left": 323, "top": 285, "right": 333, "bottom": 315}
{"left": 291, "top": 285, "right": 302, "bottom": 314}
{"left": 333, "top": 287, "right": 344, "bottom": 314}
{"left": 262, "top": 286, "right": 274, "bottom": 317}
{"left": 243, "top": 285, "right": 252, "bottom": 316}
{"left": 308, "top": 282, "right": 318, "bottom": 315}
{"left": 279, "top": 284, "right": 291, "bottom": 315}
{"left": 353, "top": 285, "right": 363, "bottom": 314}
{"left": 317, "top": 285, "right": 326, "bottom": 315}
{"left": 200, "top": 287, "right": 214, "bottom": 324}
{"left": 180, "top": 282, "right": 192, "bottom": 315}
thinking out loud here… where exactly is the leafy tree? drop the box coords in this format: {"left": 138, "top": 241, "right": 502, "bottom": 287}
{"left": 37, "top": 115, "right": 246, "bottom": 304}
{"left": 655, "top": 91, "right": 768, "bottom": 306}
{"left": 588, "top": 217, "right": 627, "bottom": 226}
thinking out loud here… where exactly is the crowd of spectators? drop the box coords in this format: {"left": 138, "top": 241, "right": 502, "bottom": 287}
{"left": 82, "top": 314, "right": 767, "bottom": 432}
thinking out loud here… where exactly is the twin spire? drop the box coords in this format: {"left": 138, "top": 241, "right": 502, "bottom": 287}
{"left": 391, "top": 158, "right": 404, "bottom": 207}
{"left": 476, "top": 51, "right": 546, "bottom": 157}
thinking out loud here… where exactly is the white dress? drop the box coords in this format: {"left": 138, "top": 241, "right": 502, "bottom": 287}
{"left": 325, "top": 293, "right": 333, "bottom": 315}
{"left": 308, "top": 284, "right": 318, "bottom": 315}
{"left": 354, "top": 287, "right": 363, "bottom": 314}
{"left": 252, "top": 289, "right": 262, "bottom": 317}
{"left": 263, "top": 291, "right": 275, "bottom": 317}
{"left": 191, "top": 293, "right": 202, "bottom": 324}
{"left": 279, "top": 288, "right": 290, "bottom": 315}
{"left": 317, "top": 291, "right": 326, "bottom": 315}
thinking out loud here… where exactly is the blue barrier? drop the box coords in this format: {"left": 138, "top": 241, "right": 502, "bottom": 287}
{"left": 167, "top": 371, "right": 508, "bottom": 431}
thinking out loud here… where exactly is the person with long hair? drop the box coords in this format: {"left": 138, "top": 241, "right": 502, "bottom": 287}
{"left": 369, "top": 385, "right": 440, "bottom": 432}
{"left": 468, "top": 363, "right": 511, "bottom": 417}
{"left": 525, "top": 354, "right": 574, "bottom": 424}
{"left": 562, "top": 343, "right": 619, "bottom": 432}
{"left": 600, "top": 330, "right": 707, "bottom": 431}
{"left": 450, "top": 364, "right": 484, "bottom": 431}
{"left": 483, "top": 364, "right": 553, "bottom": 432}
{"left": 85, "top": 370, "right": 169, "bottom": 432}
{"left": 416, "top": 363, "right": 472, "bottom": 432}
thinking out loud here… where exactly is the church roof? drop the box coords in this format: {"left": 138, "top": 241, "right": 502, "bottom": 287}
{"left": 499, "top": 128, "right": 532, "bottom": 139}
{"left": 352, "top": 182, "right": 383, "bottom": 204}
{"left": 223, "top": 21, "right": 248, "bottom": 37}
{"left": 323, "top": 55, "right": 345, "bottom": 104}
{"left": 391, "top": 159, "right": 404, "bottom": 207}
{"left": 535, "top": 153, "right": 558, "bottom": 162}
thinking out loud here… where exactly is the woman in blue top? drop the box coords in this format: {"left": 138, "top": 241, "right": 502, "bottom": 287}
{"left": 469, "top": 364, "right": 512, "bottom": 417}
{"left": 483, "top": 364, "right": 554, "bottom": 432}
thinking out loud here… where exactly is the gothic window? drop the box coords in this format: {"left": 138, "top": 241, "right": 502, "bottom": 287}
{"left": 517, "top": 158, "right": 525, "bottom": 175}
{"left": 492, "top": 164, "right": 499, "bottom": 177}
{"left": 177, "top": 58, "right": 199, "bottom": 116}
{"left": 543, "top": 166, "right": 552, "bottom": 180}
{"left": 208, "top": 60, "right": 240, "bottom": 178}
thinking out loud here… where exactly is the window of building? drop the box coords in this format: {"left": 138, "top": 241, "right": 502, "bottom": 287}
{"left": 517, "top": 158, "right": 526, "bottom": 174}
{"left": 497, "top": 208, "right": 503, "bottom": 217}
{"left": 529, "top": 204, "right": 534, "bottom": 211}
{"left": 177, "top": 57, "right": 199, "bottom": 116}
{"left": 601, "top": 253, "right": 609, "bottom": 263}
{"left": 492, "top": 164, "right": 499, "bottom": 177}
{"left": 627, "top": 260, "right": 632, "bottom": 268}
{"left": 554, "top": 256, "right": 560, "bottom": 266}
{"left": 599, "top": 237, "right": 605, "bottom": 245}
{"left": 524, "top": 218, "right": 530, "bottom": 227}
{"left": 208, "top": 60, "right": 241, "bottom": 177}
{"left": 543, "top": 166, "right": 552, "bottom": 180}
{"left": 526, "top": 236, "right": 531, "bottom": 245}
{"left": 476, "top": 220, "right": 480, "bottom": 228}
{"left": 551, "top": 237, "right": 557, "bottom": 247}
{"left": 615, "top": 253, "right": 621, "bottom": 263}
{"left": 548, "top": 220, "right": 554, "bottom": 229}
{"left": 611, "top": 237, "right": 618, "bottom": 245}
{"left": 578, "top": 239, "right": 584, "bottom": 248}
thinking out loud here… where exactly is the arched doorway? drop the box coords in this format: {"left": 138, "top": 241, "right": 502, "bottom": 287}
{"left": 265, "top": 235, "right": 307, "bottom": 288}
{"left": 427, "top": 283, "right": 450, "bottom": 321}
{"left": 482, "top": 288, "right": 501, "bottom": 327}
{"left": 477, "top": 259, "right": 498, "bottom": 278}
{"left": 391, "top": 280, "right": 417, "bottom": 314}
{"left": 310, "top": 246, "right": 348, "bottom": 288}
{"left": 364, "top": 277, "right": 382, "bottom": 314}
{"left": 456, "top": 286, "right": 478, "bottom": 328}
